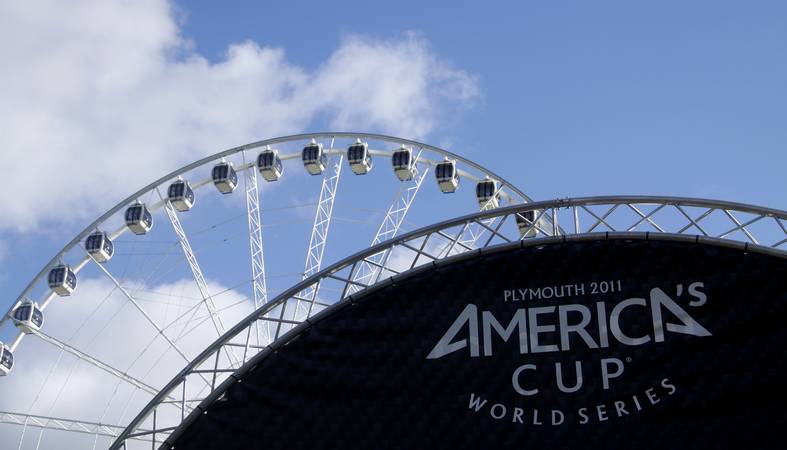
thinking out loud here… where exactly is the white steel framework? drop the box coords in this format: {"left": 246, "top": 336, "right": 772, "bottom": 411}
{"left": 111, "top": 196, "right": 786, "bottom": 449}
{"left": 292, "top": 139, "right": 342, "bottom": 325}
{"left": 29, "top": 329, "right": 161, "bottom": 398}
{"left": 349, "top": 152, "right": 429, "bottom": 292}
{"left": 160, "top": 195, "right": 227, "bottom": 341}
{"left": 0, "top": 411, "right": 155, "bottom": 443}
{"left": 0, "top": 133, "right": 557, "bottom": 449}
{"left": 241, "top": 150, "right": 269, "bottom": 344}
{"left": 160, "top": 193, "right": 241, "bottom": 370}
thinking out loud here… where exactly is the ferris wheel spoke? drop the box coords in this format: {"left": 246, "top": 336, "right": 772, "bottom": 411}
{"left": 1, "top": 133, "right": 555, "bottom": 449}
{"left": 157, "top": 192, "right": 242, "bottom": 368}
{"left": 157, "top": 290, "right": 252, "bottom": 347}
{"left": 27, "top": 329, "right": 161, "bottom": 397}
{"left": 295, "top": 137, "right": 342, "bottom": 322}
{"left": 84, "top": 248, "right": 200, "bottom": 369}
{"left": 160, "top": 299, "right": 208, "bottom": 336}
{"left": 159, "top": 195, "right": 227, "bottom": 338}
{"left": 241, "top": 150, "right": 269, "bottom": 346}
{"left": 349, "top": 156, "right": 429, "bottom": 294}
{"left": 0, "top": 411, "right": 154, "bottom": 442}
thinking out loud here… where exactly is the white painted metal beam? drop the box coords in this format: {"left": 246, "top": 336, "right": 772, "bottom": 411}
{"left": 348, "top": 157, "right": 429, "bottom": 294}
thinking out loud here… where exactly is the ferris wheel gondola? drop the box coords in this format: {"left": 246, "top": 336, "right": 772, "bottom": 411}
{"left": 257, "top": 147, "right": 283, "bottom": 181}
{"left": 392, "top": 145, "right": 416, "bottom": 181}
{"left": 0, "top": 343, "right": 13, "bottom": 376}
{"left": 85, "top": 231, "right": 114, "bottom": 263}
{"left": 0, "top": 132, "right": 554, "bottom": 448}
{"left": 2, "top": 133, "right": 785, "bottom": 450}
{"left": 125, "top": 202, "right": 153, "bottom": 235}
{"left": 11, "top": 300, "right": 43, "bottom": 334}
{"left": 435, "top": 158, "right": 459, "bottom": 193}
{"left": 168, "top": 179, "right": 195, "bottom": 211}
{"left": 47, "top": 264, "right": 76, "bottom": 296}
{"left": 302, "top": 140, "right": 327, "bottom": 175}
{"left": 476, "top": 177, "right": 500, "bottom": 210}
{"left": 212, "top": 161, "right": 238, "bottom": 194}
{"left": 347, "top": 140, "right": 372, "bottom": 175}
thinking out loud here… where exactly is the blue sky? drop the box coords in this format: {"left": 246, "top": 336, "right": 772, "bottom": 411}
{"left": 0, "top": 2, "right": 785, "bottom": 447}
{"left": 180, "top": 0, "right": 786, "bottom": 203}
{"left": 1, "top": 0, "right": 785, "bottom": 312}
{"left": 2, "top": 0, "right": 786, "bottom": 311}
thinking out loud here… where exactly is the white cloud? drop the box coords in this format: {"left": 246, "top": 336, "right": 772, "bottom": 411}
{"left": 0, "top": 0, "right": 478, "bottom": 232}
{"left": 0, "top": 275, "right": 255, "bottom": 449}
{"left": 0, "top": 1, "right": 480, "bottom": 447}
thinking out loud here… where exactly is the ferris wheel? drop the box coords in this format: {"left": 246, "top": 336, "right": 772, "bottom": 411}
{"left": 0, "top": 132, "right": 542, "bottom": 449}
{"left": 1, "top": 132, "right": 785, "bottom": 450}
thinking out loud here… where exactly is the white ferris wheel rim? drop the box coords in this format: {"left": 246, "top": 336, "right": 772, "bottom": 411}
{"left": 112, "top": 194, "right": 787, "bottom": 448}
{"left": 1, "top": 131, "right": 541, "bottom": 449}
{"left": 2, "top": 131, "right": 534, "bottom": 329}
{"left": 0, "top": 132, "right": 783, "bottom": 448}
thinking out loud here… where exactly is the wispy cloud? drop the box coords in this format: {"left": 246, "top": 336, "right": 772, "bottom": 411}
{"left": 0, "top": 1, "right": 479, "bottom": 233}
{"left": 0, "top": 275, "right": 254, "bottom": 447}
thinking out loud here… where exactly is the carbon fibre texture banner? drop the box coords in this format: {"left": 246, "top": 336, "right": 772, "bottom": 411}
{"left": 173, "top": 239, "right": 787, "bottom": 449}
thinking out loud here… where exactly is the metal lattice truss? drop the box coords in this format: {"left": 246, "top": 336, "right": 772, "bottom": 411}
{"left": 0, "top": 411, "right": 155, "bottom": 443}
{"left": 0, "top": 133, "right": 545, "bottom": 450}
{"left": 111, "top": 195, "right": 786, "bottom": 449}
{"left": 160, "top": 194, "right": 227, "bottom": 340}
{"left": 349, "top": 151, "right": 429, "bottom": 294}
{"left": 293, "top": 140, "right": 342, "bottom": 323}
{"left": 160, "top": 193, "right": 241, "bottom": 369}
{"left": 2, "top": 132, "right": 536, "bottom": 339}
{"left": 29, "top": 329, "right": 160, "bottom": 398}
{"left": 241, "top": 150, "right": 270, "bottom": 345}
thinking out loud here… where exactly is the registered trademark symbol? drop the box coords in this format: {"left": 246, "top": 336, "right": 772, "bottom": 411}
{"left": 625, "top": 357, "right": 632, "bottom": 363}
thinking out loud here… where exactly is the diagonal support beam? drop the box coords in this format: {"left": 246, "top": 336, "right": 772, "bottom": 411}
{"left": 290, "top": 139, "right": 341, "bottom": 325}
{"left": 347, "top": 158, "right": 429, "bottom": 295}
{"left": 0, "top": 411, "right": 155, "bottom": 442}
{"left": 157, "top": 191, "right": 243, "bottom": 369}
{"left": 29, "top": 329, "right": 162, "bottom": 398}
{"left": 160, "top": 196, "right": 227, "bottom": 339}
{"left": 85, "top": 248, "right": 204, "bottom": 371}
{"left": 241, "top": 151, "right": 270, "bottom": 344}
{"left": 452, "top": 182, "right": 516, "bottom": 254}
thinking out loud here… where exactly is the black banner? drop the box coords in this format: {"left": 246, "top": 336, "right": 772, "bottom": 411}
{"left": 173, "top": 239, "right": 787, "bottom": 449}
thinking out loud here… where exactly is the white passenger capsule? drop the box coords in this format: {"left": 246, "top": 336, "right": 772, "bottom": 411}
{"left": 12, "top": 300, "right": 43, "bottom": 334}
{"left": 302, "top": 139, "right": 327, "bottom": 175}
{"left": 257, "top": 147, "right": 283, "bottom": 181}
{"left": 435, "top": 158, "right": 459, "bottom": 193}
{"left": 168, "top": 179, "right": 195, "bottom": 212}
{"left": 48, "top": 264, "right": 77, "bottom": 296}
{"left": 85, "top": 231, "right": 114, "bottom": 263}
{"left": 0, "top": 343, "right": 13, "bottom": 376}
{"left": 392, "top": 145, "right": 416, "bottom": 181}
{"left": 516, "top": 210, "right": 540, "bottom": 238}
{"left": 125, "top": 202, "right": 153, "bottom": 235}
{"left": 212, "top": 161, "right": 238, "bottom": 194}
{"left": 347, "top": 139, "right": 372, "bottom": 175}
{"left": 476, "top": 177, "right": 500, "bottom": 210}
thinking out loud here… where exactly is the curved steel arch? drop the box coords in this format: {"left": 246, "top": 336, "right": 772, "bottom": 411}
{"left": 1, "top": 132, "right": 543, "bottom": 449}
{"left": 1, "top": 132, "right": 534, "bottom": 344}
{"left": 111, "top": 195, "right": 787, "bottom": 448}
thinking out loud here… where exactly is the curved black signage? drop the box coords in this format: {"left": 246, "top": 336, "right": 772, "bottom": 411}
{"left": 173, "top": 239, "right": 787, "bottom": 449}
